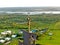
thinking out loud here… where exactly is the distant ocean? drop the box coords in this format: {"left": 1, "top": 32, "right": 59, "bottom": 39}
{"left": 4, "top": 11, "right": 60, "bottom": 14}
{"left": 0, "top": 7, "right": 60, "bottom": 15}
{"left": 0, "top": 11, "right": 60, "bottom": 14}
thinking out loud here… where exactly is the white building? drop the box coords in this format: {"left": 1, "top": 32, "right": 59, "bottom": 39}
{"left": 5, "top": 37, "right": 11, "bottom": 41}
{"left": 0, "top": 39, "right": 5, "bottom": 43}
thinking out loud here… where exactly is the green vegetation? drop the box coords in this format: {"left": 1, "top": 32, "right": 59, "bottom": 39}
{"left": 0, "top": 14, "right": 60, "bottom": 45}
{"left": 9, "top": 38, "right": 19, "bottom": 45}
{"left": 0, "top": 14, "right": 60, "bottom": 29}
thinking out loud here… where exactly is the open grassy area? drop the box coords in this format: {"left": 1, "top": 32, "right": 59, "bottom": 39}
{"left": 36, "top": 30, "right": 60, "bottom": 45}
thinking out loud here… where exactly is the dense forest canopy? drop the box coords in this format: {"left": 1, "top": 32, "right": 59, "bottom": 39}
{"left": 0, "top": 14, "right": 60, "bottom": 29}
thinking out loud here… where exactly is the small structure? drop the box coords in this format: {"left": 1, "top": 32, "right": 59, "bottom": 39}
{"left": 6, "top": 30, "right": 12, "bottom": 34}
{"left": 19, "top": 30, "right": 37, "bottom": 45}
{"left": 0, "top": 39, "right": 5, "bottom": 43}
{"left": 1, "top": 32, "right": 7, "bottom": 35}
{"left": 32, "top": 30, "right": 38, "bottom": 33}
{"left": 48, "top": 32, "right": 53, "bottom": 40}
{"left": 12, "top": 35, "right": 17, "bottom": 38}
{"left": 24, "top": 30, "right": 36, "bottom": 45}
{"left": 1, "top": 30, "right": 12, "bottom": 35}
{"left": 5, "top": 37, "right": 11, "bottom": 41}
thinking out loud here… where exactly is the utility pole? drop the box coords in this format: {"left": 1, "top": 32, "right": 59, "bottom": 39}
{"left": 27, "top": 13, "right": 31, "bottom": 32}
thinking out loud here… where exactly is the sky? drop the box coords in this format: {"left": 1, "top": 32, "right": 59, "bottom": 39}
{"left": 0, "top": 0, "right": 60, "bottom": 7}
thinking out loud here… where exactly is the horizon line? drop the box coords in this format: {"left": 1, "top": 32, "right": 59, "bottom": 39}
{"left": 0, "top": 6, "right": 60, "bottom": 8}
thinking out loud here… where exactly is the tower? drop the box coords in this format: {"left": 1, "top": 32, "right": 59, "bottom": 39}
{"left": 19, "top": 13, "right": 36, "bottom": 45}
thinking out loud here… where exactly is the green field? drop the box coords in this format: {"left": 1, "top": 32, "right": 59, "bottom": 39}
{"left": 0, "top": 14, "right": 60, "bottom": 45}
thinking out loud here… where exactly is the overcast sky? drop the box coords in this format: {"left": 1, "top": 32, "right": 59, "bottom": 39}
{"left": 0, "top": 0, "right": 60, "bottom": 7}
